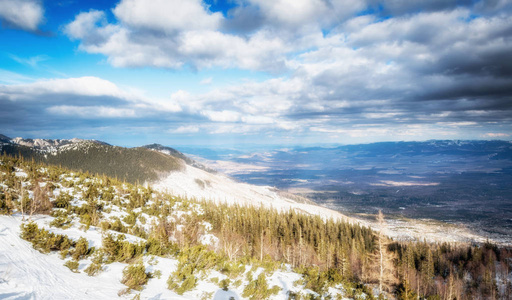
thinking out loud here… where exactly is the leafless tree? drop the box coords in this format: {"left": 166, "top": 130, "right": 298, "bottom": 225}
{"left": 374, "top": 210, "right": 397, "bottom": 296}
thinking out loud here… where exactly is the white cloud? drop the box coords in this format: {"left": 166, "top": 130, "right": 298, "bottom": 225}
{"left": 64, "top": 10, "right": 103, "bottom": 39}
{"left": 9, "top": 54, "right": 49, "bottom": 68}
{"left": 47, "top": 105, "right": 136, "bottom": 118}
{"left": 201, "top": 110, "right": 241, "bottom": 122}
{"left": 5, "top": 1, "right": 512, "bottom": 142}
{"left": 170, "top": 125, "right": 200, "bottom": 133}
{"left": 0, "top": 0, "right": 44, "bottom": 31}
{"left": 1, "top": 76, "right": 134, "bottom": 101}
{"left": 113, "top": 0, "right": 222, "bottom": 33}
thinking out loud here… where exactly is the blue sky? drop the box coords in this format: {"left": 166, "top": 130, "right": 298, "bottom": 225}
{"left": 1, "top": 0, "right": 511, "bottom": 148}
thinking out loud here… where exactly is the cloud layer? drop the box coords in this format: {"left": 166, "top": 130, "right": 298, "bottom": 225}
{"left": 2, "top": 0, "right": 512, "bottom": 144}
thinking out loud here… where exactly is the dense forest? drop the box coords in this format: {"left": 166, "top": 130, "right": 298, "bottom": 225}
{"left": 1, "top": 153, "right": 511, "bottom": 299}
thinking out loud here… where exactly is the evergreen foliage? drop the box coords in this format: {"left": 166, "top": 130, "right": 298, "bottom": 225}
{"left": 64, "top": 260, "right": 79, "bottom": 273}
{"left": 84, "top": 251, "right": 105, "bottom": 276}
{"left": 121, "top": 261, "right": 150, "bottom": 291}
{"left": 242, "top": 273, "right": 281, "bottom": 300}
{"left": 20, "top": 222, "right": 74, "bottom": 254}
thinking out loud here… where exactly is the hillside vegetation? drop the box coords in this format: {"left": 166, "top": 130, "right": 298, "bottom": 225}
{"left": 0, "top": 142, "right": 183, "bottom": 183}
{"left": 1, "top": 154, "right": 512, "bottom": 299}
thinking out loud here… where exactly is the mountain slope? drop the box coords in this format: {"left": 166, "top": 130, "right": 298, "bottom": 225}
{"left": 0, "top": 135, "right": 184, "bottom": 184}
{"left": 0, "top": 155, "right": 362, "bottom": 299}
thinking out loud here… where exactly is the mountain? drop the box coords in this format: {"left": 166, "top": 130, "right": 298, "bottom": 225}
{"left": 0, "top": 134, "right": 341, "bottom": 219}
{"left": 0, "top": 154, "right": 352, "bottom": 299}
{"left": 0, "top": 135, "right": 183, "bottom": 184}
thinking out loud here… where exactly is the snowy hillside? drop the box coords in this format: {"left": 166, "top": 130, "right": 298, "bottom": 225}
{"left": 0, "top": 155, "right": 363, "bottom": 300}
{"left": 153, "top": 164, "right": 350, "bottom": 222}
{"left": 153, "top": 163, "right": 490, "bottom": 245}
{"left": 2, "top": 147, "right": 511, "bottom": 299}
{"left": 0, "top": 215, "right": 306, "bottom": 300}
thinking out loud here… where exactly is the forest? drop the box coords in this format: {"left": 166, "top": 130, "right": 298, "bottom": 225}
{"left": 0, "top": 142, "right": 184, "bottom": 183}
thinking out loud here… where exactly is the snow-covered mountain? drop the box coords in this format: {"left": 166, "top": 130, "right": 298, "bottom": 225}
{"left": 0, "top": 157, "right": 318, "bottom": 299}
{"left": 4, "top": 135, "right": 108, "bottom": 153}
{"left": 0, "top": 135, "right": 184, "bottom": 184}
{"left": 152, "top": 163, "right": 348, "bottom": 221}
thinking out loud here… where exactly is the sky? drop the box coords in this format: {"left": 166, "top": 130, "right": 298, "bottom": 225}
{"left": 0, "top": 0, "right": 511, "bottom": 148}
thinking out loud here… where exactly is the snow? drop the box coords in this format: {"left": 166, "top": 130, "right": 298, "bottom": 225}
{"left": 153, "top": 165, "right": 352, "bottom": 223}
{"left": 0, "top": 212, "right": 316, "bottom": 300}
{"left": 0, "top": 215, "right": 241, "bottom": 300}
{"left": 14, "top": 171, "right": 27, "bottom": 178}
{"left": 0, "top": 216, "right": 123, "bottom": 299}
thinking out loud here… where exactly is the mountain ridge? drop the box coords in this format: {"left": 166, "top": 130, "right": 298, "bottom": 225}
{"left": 0, "top": 135, "right": 184, "bottom": 184}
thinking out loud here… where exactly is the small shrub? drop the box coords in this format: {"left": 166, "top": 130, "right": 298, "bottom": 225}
{"left": 0, "top": 191, "right": 13, "bottom": 215}
{"left": 84, "top": 262, "right": 104, "bottom": 276}
{"left": 50, "top": 215, "right": 73, "bottom": 229}
{"left": 220, "top": 278, "right": 230, "bottom": 291}
{"left": 84, "top": 251, "right": 105, "bottom": 276}
{"left": 121, "top": 261, "right": 150, "bottom": 291}
{"left": 54, "top": 192, "right": 72, "bottom": 208}
{"left": 123, "top": 211, "right": 138, "bottom": 226}
{"left": 72, "top": 237, "right": 89, "bottom": 260}
{"left": 20, "top": 222, "right": 39, "bottom": 241}
{"left": 153, "top": 269, "right": 162, "bottom": 279}
{"left": 233, "top": 279, "right": 242, "bottom": 288}
{"left": 64, "top": 260, "right": 79, "bottom": 272}
{"left": 242, "top": 273, "right": 281, "bottom": 300}
{"left": 167, "top": 264, "right": 198, "bottom": 295}
{"left": 20, "top": 222, "right": 74, "bottom": 253}
{"left": 201, "top": 291, "right": 214, "bottom": 300}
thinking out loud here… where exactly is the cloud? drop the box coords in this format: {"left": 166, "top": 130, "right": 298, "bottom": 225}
{"left": 201, "top": 110, "right": 241, "bottom": 122}
{"left": 0, "top": 76, "right": 185, "bottom": 132}
{"left": 0, "top": 76, "right": 135, "bottom": 101}
{"left": 47, "top": 105, "right": 136, "bottom": 118}
{"left": 5, "top": 1, "right": 512, "bottom": 143}
{"left": 64, "top": 4, "right": 290, "bottom": 72}
{"left": 9, "top": 54, "right": 49, "bottom": 68}
{"left": 0, "top": 0, "right": 44, "bottom": 31}
{"left": 170, "top": 125, "right": 200, "bottom": 134}
{"left": 113, "top": 0, "right": 222, "bottom": 33}
{"left": 483, "top": 133, "right": 510, "bottom": 138}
